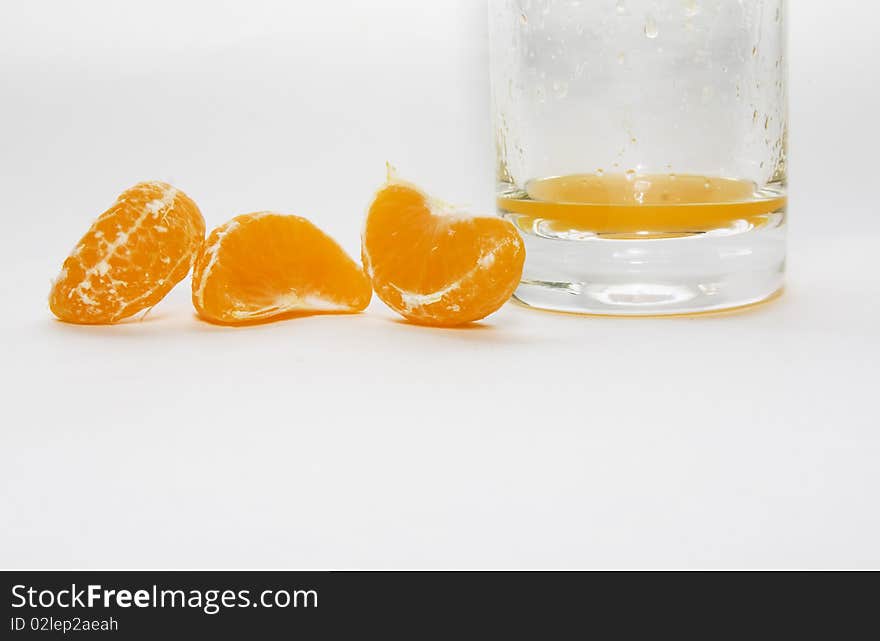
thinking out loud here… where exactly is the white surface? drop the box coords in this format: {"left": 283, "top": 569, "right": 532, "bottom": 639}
{"left": 1, "top": 1, "right": 878, "bottom": 569}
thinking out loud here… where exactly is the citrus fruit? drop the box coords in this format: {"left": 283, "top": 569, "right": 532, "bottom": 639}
{"left": 191, "top": 213, "right": 372, "bottom": 325}
{"left": 49, "top": 181, "right": 205, "bottom": 324}
{"left": 362, "top": 175, "right": 526, "bottom": 326}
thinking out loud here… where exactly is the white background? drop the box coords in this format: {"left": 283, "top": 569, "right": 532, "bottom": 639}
{"left": 1, "top": 1, "right": 878, "bottom": 569}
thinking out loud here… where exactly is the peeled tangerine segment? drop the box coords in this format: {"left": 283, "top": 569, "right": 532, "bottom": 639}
{"left": 363, "top": 178, "right": 526, "bottom": 326}
{"left": 49, "top": 182, "right": 205, "bottom": 324}
{"left": 191, "top": 213, "right": 372, "bottom": 325}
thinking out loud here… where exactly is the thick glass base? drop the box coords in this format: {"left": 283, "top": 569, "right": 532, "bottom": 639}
{"left": 508, "top": 216, "right": 786, "bottom": 317}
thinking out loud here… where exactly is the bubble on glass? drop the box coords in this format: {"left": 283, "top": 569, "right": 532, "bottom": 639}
{"left": 616, "top": 0, "right": 627, "bottom": 15}
{"left": 625, "top": 169, "right": 637, "bottom": 182}
{"left": 683, "top": 0, "right": 699, "bottom": 18}
{"left": 644, "top": 15, "right": 659, "bottom": 39}
{"left": 553, "top": 81, "right": 569, "bottom": 99}
{"left": 634, "top": 180, "right": 652, "bottom": 205}
{"left": 701, "top": 86, "right": 713, "bottom": 103}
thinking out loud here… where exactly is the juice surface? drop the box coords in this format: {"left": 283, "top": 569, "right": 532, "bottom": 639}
{"left": 498, "top": 174, "right": 786, "bottom": 236}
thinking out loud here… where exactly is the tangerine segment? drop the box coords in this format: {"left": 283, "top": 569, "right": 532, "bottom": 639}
{"left": 192, "top": 213, "right": 372, "bottom": 325}
{"left": 49, "top": 182, "right": 205, "bottom": 324}
{"left": 363, "top": 179, "right": 525, "bottom": 326}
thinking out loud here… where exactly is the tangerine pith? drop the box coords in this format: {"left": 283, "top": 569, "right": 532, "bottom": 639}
{"left": 192, "top": 212, "right": 372, "bottom": 325}
{"left": 362, "top": 177, "right": 525, "bottom": 326}
{"left": 49, "top": 181, "right": 205, "bottom": 324}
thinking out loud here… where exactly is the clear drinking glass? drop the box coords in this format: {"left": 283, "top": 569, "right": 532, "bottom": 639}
{"left": 489, "top": 0, "right": 787, "bottom": 315}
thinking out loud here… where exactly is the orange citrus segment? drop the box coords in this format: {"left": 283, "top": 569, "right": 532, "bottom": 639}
{"left": 191, "top": 213, "right": 372, "bottom": 325}
{"left": 362, "top": 177, "right": 525, "bottom": 326}
{"left": 49, "top": 182, "right": 205, "bottom": 324}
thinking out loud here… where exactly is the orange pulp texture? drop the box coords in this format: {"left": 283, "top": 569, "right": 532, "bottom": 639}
{"left": 191, "top": 213, "right": 371, "bottom": 325}
{"left": 363, "top": 178, "right": 526, "bottom": 326}
{"left": 49, "top": 182, "right": 205, "bottom": 324}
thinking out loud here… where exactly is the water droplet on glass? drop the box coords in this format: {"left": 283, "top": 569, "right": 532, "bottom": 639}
{"left": 553, "top": 81, "right": 569, "bottom": 99}
{"left": 625, "top": 169, "right": 637, "bottom": 181}
{"left": 617, "top": 52, "right": 626, "bottom": 65}
{"left": 520, "top": 13, "right": 528, "bottom": 25}
{"left": 596, "top": 168, "right": 605, "bottom": 176}
{"left": 645, "top": 15, "right": 659, "bottom": 38}
{"left": 703, "top": 180, "right": 712, "bottom": 190}
{"left": 683, "top": 0, "right": 699, "bottom": 18}
{"left": 616, "top": 0, "right": 626, "bottom": 15}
